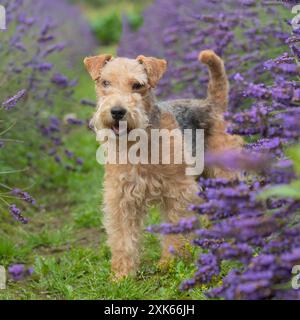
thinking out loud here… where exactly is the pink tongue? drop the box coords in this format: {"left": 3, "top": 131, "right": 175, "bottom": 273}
{"left": 112, "top": 126, "right": 119, "bottom": 134}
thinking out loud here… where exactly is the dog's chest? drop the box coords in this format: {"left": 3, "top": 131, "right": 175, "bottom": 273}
{"left": 112, "top": 165, "right": 170, "bottom": 206}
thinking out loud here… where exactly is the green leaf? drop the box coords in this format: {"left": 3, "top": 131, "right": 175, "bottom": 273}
{"left": 259, "top": 181, "right": 300, "bottom": 200}
{"left": 287, "top": 144, "right": 300, "bottom": 176}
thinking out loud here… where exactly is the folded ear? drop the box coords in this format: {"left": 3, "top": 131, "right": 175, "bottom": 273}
{"left": 83, "top": 54, "right": 112, "bottom": 81}
{"left": 136, "top": 55, "right": 167, "bottom": 87}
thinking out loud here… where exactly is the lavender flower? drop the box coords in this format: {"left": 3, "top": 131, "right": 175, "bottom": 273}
{"left": 134, "top": 0, "right": 300, "bottom": 300}
{"left": 11, "top": 189, "right": 36, "bottom": 205}
{"left": 51, "top": 73, "right": 69, "bottom": 88}
{"left": 76, "top": 158, "right": 84, "bottom": 166}
{"left": 1, "top": 0, "right": 96, "bottom": 224}
{"left": 1, "top": 89, "right": 26, "bottom": 110}
{"left": 9, "top": 204, "right": 28, "bottom": 224}
{"left": 8, "top": 264, "right": 34, "bottom": 281}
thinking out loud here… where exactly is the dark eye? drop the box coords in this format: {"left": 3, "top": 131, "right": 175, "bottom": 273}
{"left": 132, "top": 82, "right": 144, "bottom": 90}
{"left": 102, "top": 80, "right": 110, "bottom": 88}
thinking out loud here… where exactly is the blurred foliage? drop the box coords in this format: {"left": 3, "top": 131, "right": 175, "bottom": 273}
{"left": 91, "top": 13, "right": 122, "bottom": 44}
{"left": 69, "top": 0, "right": 146, "bottom": 8}
{"left": 261, "top": 144, "right": 300, "bottom": 200}
{"left": 126, "top": 11, "right": 144, "bottom": 31}
{"left": 70, "top": 0, "right": 150, "bottom": 45}
{"left": 91, "top": 11, "right": 143, "bottom": 45}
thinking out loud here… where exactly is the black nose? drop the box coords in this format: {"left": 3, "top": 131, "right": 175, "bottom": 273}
{"left": 111, "top": 107, "right": 126, "bottom": 120}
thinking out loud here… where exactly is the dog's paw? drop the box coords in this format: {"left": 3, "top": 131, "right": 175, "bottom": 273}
{"left": 157, "top": 257, "right": 175, "bottom": 272}
{"left": 110, "top": 271, "right": 129, "bottom": 282}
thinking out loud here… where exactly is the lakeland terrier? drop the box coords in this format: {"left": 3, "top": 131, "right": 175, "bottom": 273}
{"left": 84, "top": 50, "right": 242, "bottom": 278}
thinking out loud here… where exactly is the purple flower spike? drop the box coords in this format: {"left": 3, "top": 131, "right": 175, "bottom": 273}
{"left": 76, "top": 158, "right": 84, "bottom": 166}
{"left": 36, "top": 63, "right": 53, "bottom": 72}
{"left": 11, "top": 189, "right": 36, "bottom": 205}
{"left": 2, "top": 89, "right": 26, "bottom": 110}
{"left": 8, "top": 264, "right": 25, "bottom": 281}
{"left": 9, "top": 204, "right": 28, "bottom": 224}
{"left": 8, "top": 264, "right": 34, "bottom": 281}
{"left": 51, "top": 73, "right": 69, "bottom": 88}
{"left": 123, "top": 0, "right": 300, "bottom": 300}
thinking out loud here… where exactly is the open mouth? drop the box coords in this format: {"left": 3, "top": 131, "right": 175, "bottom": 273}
{"left": 111, "top": 122, "right": 130, "bottom": 136}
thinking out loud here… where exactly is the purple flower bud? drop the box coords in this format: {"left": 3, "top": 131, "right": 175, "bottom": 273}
{"left": 51, "top": 73, "right": 69, "bottom": 88}
{"left": 8, "top": 264, "right": 34, "bottom": 281}
{"left": 9, "top": 204, "right": 28, "bottom": 224}
{"left": 2, "top": 89, "right": 26, "bottom": 110}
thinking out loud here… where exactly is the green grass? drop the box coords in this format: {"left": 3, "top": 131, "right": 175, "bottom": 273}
{"left": 0, "top": 143, "right": 205, "bottom": 300}
{"left": 0, "top": 135, "right": 205, "bottom": 300}
{"left": 0, "top": 1, "right": 206, "bottom": 297}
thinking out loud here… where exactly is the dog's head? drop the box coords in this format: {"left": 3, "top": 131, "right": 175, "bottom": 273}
{"left": 84, "top": 55, "right": 167, "bottom": 135}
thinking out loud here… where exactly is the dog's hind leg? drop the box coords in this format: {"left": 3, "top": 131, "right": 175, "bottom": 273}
{"left": 204, "top": 120, "right": 244, "bottom": 180}
{"left": 159, "top": 178, "right": 200, "bottom": 268}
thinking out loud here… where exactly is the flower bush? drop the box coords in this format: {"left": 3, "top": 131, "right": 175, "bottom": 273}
{"left": 0, "top": 0, "right": 96, "bottom": 223}
{"left": 120, "top": 0, "right": 300, "bottom": 299}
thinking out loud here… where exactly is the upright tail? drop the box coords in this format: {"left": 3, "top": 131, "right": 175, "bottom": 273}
{"left": 198, "top": 50, "right": 229, "bottom": 113}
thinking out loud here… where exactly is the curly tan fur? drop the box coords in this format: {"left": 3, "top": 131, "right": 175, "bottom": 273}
{"left": 84, "top": 50, "right": 243, "bottom": 278}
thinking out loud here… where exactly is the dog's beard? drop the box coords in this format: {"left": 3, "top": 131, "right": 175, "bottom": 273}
{"left": 91, "top": 108, "right": 149, "bottom": 136}
{"left": 92, "top": 95, "right": 150, "bottom": 133}
{"left": 127, "top": 108, "right": 149, "bottom": 131}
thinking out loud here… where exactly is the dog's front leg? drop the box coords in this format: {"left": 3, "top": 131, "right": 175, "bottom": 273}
{"left": 103, "top": 177, "right": 146, "bottom": 279}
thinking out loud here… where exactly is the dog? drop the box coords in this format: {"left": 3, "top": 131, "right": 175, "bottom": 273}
{"left": 84, "top": 50, "right": 242, "bottom": 278}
